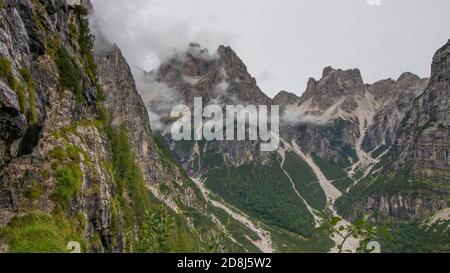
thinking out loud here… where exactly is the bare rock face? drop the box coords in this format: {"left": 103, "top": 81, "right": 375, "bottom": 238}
{"left": 95, "top": 45, "right": 211, "bottom": 213}
{"left": 96, "top": 45, "right": 175, "bottom": 184}
{"left": 217, "top": 45, "right": 271, "bottom": 105}
{"left": 393, "top": 40, "right": 450, "bottom": 182}
{"left": 362, "top": 73, "right": 429, "bottom": 153}
{"left": 0, "top": 1, "right": 237, "bottom": 253}
{"left": 0, "top": 82, "right": 27, "bottom": 167}
{"left": 298, "top": 66, "right": 365, "bottom": 112}
{"left": 336, "top": 40, "right": 450, "bottom": 223}
{"left": 144, "top": 43, "right": 273, "bottom": 173}
{"left": 272, "top": 91, "right": 300, "bottom": 107}
{"left": 280, "top": 67, "right": 370, "bottom": 167}
{"left": 151, "top": 43, "right": 271, "bottom": 109}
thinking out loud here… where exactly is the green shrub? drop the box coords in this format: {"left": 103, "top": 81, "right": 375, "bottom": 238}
{"left": 56, "top": 47, "right": 83, "bottom": 102}
{"left": 110, "top": 124, "right": 149, "bottom": 221}
{"left": 52, "top": 164, "right": 82, "bottom": 209}
{"left": 34, "top": 14, "right": 45, "bottom": 32}
{"left": 68, "top": 23, "right": 78, "bottom": 40}
{"left": 25, "top": 181, "right": 44, "bottom": 200}
{"left": 19, "top": 68, "right": 38, "bottom": 124}
{"left": 284, "top": 152, "right": 327, "bottom": 211}
{"left": 134, "top": 206, "right": 174, "bottom": 253}
{"left": 15, "top": 83, "right": 27, "bottom": 114}
{"left": 45, "top": 36, "right": 59, "bottom": 58}
{"left": 377, "top": 220, "right": 450, "bottom": 253}
{"left": 0, "top": 58, "right": 17, "bottom": 89}
{"left": 49, "top": 146, "right": 83, "bottom": 210}
{"left": 75, "top": 5, "right": 97, "bottom": 85}
{"left": 311, "top": 154, "right": 347, "bottom": 180}
{"left": 4, "top": 212, "right": 67, "bottom": 253}
{"left": 0, "top": 59, "right": 28, "bottom": 114}
{"left": 2, "top": 211, "right": 87, "bottom": 253}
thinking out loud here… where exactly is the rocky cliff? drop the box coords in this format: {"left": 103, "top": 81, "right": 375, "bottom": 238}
{"left": 1, "top": 0, "right": 448, "bottom": 253}
{"left": 393, "top": 40, "right": 450, "bottom": 182}
{"left": 0, "top": 0, "right": 121, "bottom": 252}
{"left": 336, "top": 40, "right": 450, "bottom": 223}
{"left": 0, "top": 0, "right": 237, "bottom": 253}
{"left": 362, "top": 73, "right": 429, "bottom": 153}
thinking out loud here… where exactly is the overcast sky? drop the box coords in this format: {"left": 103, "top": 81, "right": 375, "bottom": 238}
{"left": 92, "top": 0, "right": 450, "bottom": 98}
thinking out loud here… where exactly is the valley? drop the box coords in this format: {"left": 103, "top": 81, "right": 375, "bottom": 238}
{"left": 0, "top": 0, "right": 448, "bottom": 253}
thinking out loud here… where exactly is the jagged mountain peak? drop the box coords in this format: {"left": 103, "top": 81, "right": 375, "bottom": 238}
{"left": 321, "top": 66, "right": 363, "bottom": 81}
{"left": 293, "top": 66, "right": 368, "bottom": 121}
{"left": 273, "top": 90, "right": 300, "bottom": 107}
{"left": 299, "top": 66, "right": 365, "bottom": 106}
{"left": 367, "top": 72, "right": 427, "bottom": 103}
{"left": 151, "top": 43, "right": 271, "bottom": 107}
{"left": 217, "top": 45, "right": 249, "bottom": 73}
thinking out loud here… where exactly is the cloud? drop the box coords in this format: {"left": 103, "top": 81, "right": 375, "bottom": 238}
{"left": 91, "top": 0, "right": 236, "bottom": 71}
{"left": 132, "top": 67, "right": 184, "bottom": 131}
{"left": 281, "top": 106, "right": 331, "bottom": 126}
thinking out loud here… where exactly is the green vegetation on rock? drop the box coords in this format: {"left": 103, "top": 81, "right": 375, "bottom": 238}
{"left": 56, "top": 47, "right": 83, "bottom": 102}
{"left": 336, "top": 167, "right": 450, "bottom": 220}
{"left": 19, "top": 68, "right": 38, "bottom": 124}
{"left": 0, "top": 58, "right": 26, "bottom": 113}
{"left": 49, "top": 146, "right": 83, "bottom": 210}
{"left": 0, "top": 211, "right": 86, "bottom": 253}
{"left": 376, "top": 220, "right": 450, "bottom": 253}
{"left": 204, "top": 154, "right": 316, "bottom": 237}
{"left": 284, "top": 152, "right": 327, "bottom": 211}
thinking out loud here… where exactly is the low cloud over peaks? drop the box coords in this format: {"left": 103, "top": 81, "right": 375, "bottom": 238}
{"left": 91, "top": 0, "right": 236, "bottom": 72}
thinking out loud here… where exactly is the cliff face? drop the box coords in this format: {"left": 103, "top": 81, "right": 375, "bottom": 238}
{"left": 362, "top": 73, "right": 429, "bottom": 153}
{"left": 393, "top": 40, "right": 450, "bottom": 182}
{"left": 0, "top": 0, "right": 119, "bottom": 252}
{"left": 95, "top": 44, "right": 222, "bottom": 229}
{"left": 336, "top": 41, "right": 450, "bottom": 222}
{"left": 297, "top": 67, "right": 366, "bottom": 113}
{"left": 96, "top": 45, "right": 180, "bottom": 185}
{"left": 0, "top": 0, "right": 232, "bottom": 253}
{"left": 280, "top": 67, "right": 372, "bottom": 169}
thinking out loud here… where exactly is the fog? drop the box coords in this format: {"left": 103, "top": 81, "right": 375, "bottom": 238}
{"left": 91, "top": 0, "right": 450, "bottom": 97}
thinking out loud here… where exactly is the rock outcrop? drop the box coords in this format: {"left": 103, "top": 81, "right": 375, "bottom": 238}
{"left": 0, "top": 0, "right": 230, "bottom": 253}
{"left": 336, "top": 40, "right": 450, "bottom": 223}
{"left": 0, "top": 0, "right": 119, "bottom": 252}
{"left": 362, "top": 73, "right": 429, "bottom": 153}
{"left": 272, "top": 91, "right": 300, "bottom": 107}
{"left": 393, "top": 40, "right": 450, "bottom": 182}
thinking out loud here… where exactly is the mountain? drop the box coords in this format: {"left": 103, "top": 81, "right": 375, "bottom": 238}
{"left": 0, "top": 0, "right": 448, "bottom": 253}
{"left": 146, "top": 41, "right": 449, "bottom": 252}
{"left": 393, "top": 40, "right": 450, "bottom": 181}
{"left": 333, "top": 41, "right": 450, "bottom": 251}
{"left": 272, "top": 91, "right": 300, "bottom": 107}
{"left": 0, "top": 0, "right": 245, "bottom": 253}
{"left": 335, "top": 42, "right": 450, "bottom": 253}
{"left": 144, "top": 44, "right": 338, "bottom": 252}
{"left": 362, "top": 73, "right": 429, "bottom": 154}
